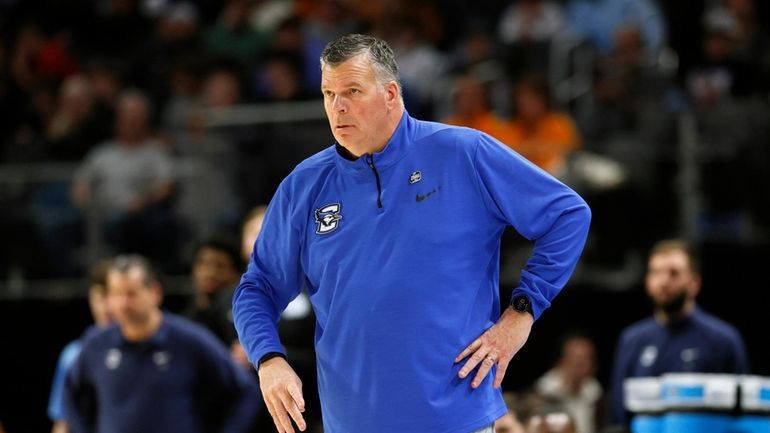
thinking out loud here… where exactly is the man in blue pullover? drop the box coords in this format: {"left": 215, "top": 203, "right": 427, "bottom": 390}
{"left": 233, "top": 34, "right": 591, "bottom": 433}
{"left": 64, "top": 255, "right": 261, "bottom": 433}
{"left": 609, "top": 239, "right": 750, "bottom": 425}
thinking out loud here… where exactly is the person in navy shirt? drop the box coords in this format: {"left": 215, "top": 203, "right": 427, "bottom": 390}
{"left": 609, "top": 239, "right": 750, "bottom": 425}
{"left": 233, "top": 34, "right": 591, "bottom": 433}
{"left": 63, "top": 255, "right": 261, "bottom": 433}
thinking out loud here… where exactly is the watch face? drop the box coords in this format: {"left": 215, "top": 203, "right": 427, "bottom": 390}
{"left": 513, "top": 295, "right": 530, "bottom": 312}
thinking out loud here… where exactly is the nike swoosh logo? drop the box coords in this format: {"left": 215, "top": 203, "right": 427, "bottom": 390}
{"left": 416, "top": 188, "right": 437, "bottom": 202}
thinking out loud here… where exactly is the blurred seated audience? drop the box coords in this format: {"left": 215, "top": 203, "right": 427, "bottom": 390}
{"left": 69, "top": 89, "right": 181, "bottom": 269}
{"left": 527, "top": 406, "right": 579, "bottom": 433}
{"left": 507, "top": 76, "right": 580, "bottom": 176}
{"left": 535, "top": 332, "right": 603, "bottom": 433}
{"left": 497, "top": 0, "right": 570, "bottom": 45}
{"left": 442, "top": 74, "right": 516, "bottom": 146}
{"left": 566, "top": 0, "right": 665, "bottom": 55}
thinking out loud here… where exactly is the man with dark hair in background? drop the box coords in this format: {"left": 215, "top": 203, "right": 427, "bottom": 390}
{"left": 609, "top": 239, "right": 750, "bottom": 425}
{"left": 64, "top": 255, "right": 260, "bottom": 433}
{"left": 186, "top": 236, "right": 244, "bottom": 347}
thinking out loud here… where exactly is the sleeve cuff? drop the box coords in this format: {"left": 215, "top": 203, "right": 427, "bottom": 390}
{"left": 258, "top": 352, "right": 287, "bottom": 367}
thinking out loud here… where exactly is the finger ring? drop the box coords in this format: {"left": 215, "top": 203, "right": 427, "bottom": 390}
{"left": 485, "top": 355, "right": 496, "bottom": 363}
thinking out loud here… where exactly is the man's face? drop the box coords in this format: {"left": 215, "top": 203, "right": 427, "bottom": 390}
{"left": 107, "top": 268, "right": 161, "bottom": 328}
{"left": 88, "top": 285, "right": 113, "bottom": 327}
{"left": 116, "top": 97, "right": 149, "bottom": 143}
{"left": 193, "top": 247, "right": 240, "bottom": 295}
{"left": 559, "top": 337, "right": 596, "bottom": 382}
{"left": 321, "top": 54, "right": 397, "bottom": 157}
{"left": 645, "top": 250, "right": 699, "bottom": 312}
{"left": 241, "top": 212, "right": 265, "bottom": 262}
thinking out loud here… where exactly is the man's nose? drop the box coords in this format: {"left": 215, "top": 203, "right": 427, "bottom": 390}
{"left": 332, "top": 95, "right": 347, "bottom": 113}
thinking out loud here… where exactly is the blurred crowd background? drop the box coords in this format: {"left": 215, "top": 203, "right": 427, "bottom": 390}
{"left": 1, "top": 0, "right": 769, "bottom": 432}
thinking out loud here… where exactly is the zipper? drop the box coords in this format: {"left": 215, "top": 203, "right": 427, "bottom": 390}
{"left": 365, "top": 154, "right": 383, "bottom": 209}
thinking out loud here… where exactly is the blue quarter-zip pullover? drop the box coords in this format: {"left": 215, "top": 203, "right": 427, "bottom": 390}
{"left": 234, "top": 112, "right": 591, "bottom": 433}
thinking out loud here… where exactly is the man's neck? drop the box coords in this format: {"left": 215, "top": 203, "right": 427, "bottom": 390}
{"left": 121, "top": 310, "right": 163, "bottom": 342}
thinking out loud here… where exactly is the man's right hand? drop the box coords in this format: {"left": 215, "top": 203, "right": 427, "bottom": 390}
{"left": 258, "top": 356, "right": 306, "bottom": 433}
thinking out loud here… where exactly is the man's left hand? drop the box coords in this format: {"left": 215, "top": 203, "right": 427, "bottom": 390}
{"left": 455, "top": 307, "right": 534, "bottom": 389}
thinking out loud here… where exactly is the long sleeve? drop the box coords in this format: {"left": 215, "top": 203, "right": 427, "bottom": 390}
{"left": 48, "top": 341, "right": 82, "bottom": 421}
{"left": 232, "top": 185, "right": 306, "bottom": 367}
{"left": 726, "top": 328, "right": 750, "bottom": 374}
{"left": 472, "top": 133, "right": 591, "bottom": 319}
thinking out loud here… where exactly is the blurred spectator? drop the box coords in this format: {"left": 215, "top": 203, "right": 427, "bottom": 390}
{"left": 161, "top": 57, "right": 205, "bottom": 134}
{"left": 388, "top": 13, "right": 449, "bottom": 117}
{"left": 249, "top": 0, "right": 294, "bottom": 35}
{"left": 723, "top": 0, "right": 770, "bottom": 67}
{"left": 184, "top": 236, "right": 243, "bottom": 348}
{"left": 566, "top": 0, "right": 665, "bottom": 55}
{"left": 45, "top": 74, "right": 111, "bottom": 161}
{"left": 527, "top": 406, "right": 579, "bottom": 433}
{"left": 205, "top": 0, "right": 268, "bottom": 68}
{"left": 141, "top": 1, "right": 205, "bottom": 103}
{"left": 63, "top": 255, "right": 261, "bottom": 433}
{"left": 71, "top": 89, "right": 181, "bottom": 266}
{"left": 446, "top": 29, "right": 511, "bottom": 120}
{"left": 240, "top": 205, "right": 267, "bottom": 262}
{"left": 535, "top": 332, "right": 603, "bottom": 433}
{"left": 608, "top": 239, "right": 750, "bottom": 426}
{"left": 497, "top": 0, "right": 569, "bottom": 45}
{"left": 3, "top": 23, "right": 59, "bottom": 162}
{"left": 169, "top": 66, "right": 242, "bottom": 238}
{"left": 71, "top": 89, "right": 172, "bottom": 213}
{"left": 685, "top": 4, "right": 765, "bottom": 108}
{"left": 586, "top": 25, "right": 678, "bottom": 142}
{"left": 507, "top": 76, "right": 580, "bottom": 176}
{"left": 47, "top": 260, "right": 113, "bottom": 433}
{"left": 495, "top": 392, "right": 528, "bottom": 433}
{"left": 84, "top": 60, "right": 123, "bottom": 119}
{"left": 252, "top": 50, "right": 314, "bottom": 102}
{"left": 193, "top": 66, "right": 269, "bottom": 212}
{"left": 442, "top": 74, "right": 516, "bottom": 146}
{"left": 296, "top": 0, "right": 359, "bottom": 93}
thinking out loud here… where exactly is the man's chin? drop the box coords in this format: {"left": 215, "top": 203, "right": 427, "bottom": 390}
{"left": 656, "top": 293, "right": 688, "bottom": 315}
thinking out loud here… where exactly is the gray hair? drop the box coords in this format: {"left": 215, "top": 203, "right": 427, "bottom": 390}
{"left": 320, "top": 34, "right": 401, "bottom": 89}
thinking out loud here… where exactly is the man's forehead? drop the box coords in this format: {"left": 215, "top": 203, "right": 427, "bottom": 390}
{"left": 649, "top": 250, "right": 690, "bottom": 268}
{"left": 321, "top": 56, "right": 374, "bottom": 83}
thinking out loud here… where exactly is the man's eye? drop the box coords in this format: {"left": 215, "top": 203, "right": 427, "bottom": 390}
{"left": 349, "top": 89, "right": 359, "bottom": 94}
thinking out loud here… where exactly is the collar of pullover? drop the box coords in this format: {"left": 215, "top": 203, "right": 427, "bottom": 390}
{"left": 334, "top": 111, "right": 411, "bottom": 173}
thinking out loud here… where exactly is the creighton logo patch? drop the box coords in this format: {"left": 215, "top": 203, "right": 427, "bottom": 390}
{"left": 314, "top": 203, "right": 342, "bottom": 234}
{"left": 409, "top": 171, "right": 422, "bottom": 184}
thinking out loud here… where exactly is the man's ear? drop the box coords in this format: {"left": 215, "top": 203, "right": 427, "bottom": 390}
{"left": 689, "top": 272, "right": 702, "bottom": 298}
{"left": 151, "top": 282, "right": 164, "bottom": 306}
{"left": 385, "top": 81, "right": 400, "bottom": 107}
